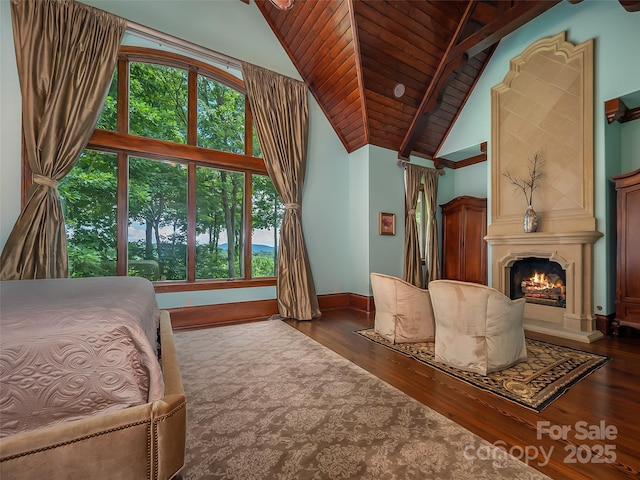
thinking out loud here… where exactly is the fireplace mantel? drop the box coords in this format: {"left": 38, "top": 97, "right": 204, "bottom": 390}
{"left": 485, "top": 231, "right": 602, "bottom": 246}
{"left": 486, "top": 231, "right": 603, "bottom": 343}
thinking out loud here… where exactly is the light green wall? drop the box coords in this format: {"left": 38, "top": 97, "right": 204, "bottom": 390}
{"left": 349, "top": 146, "right": 447, "bottom": 296}
{"left": 451, "top": 162, "right": 488, "bottom": 200}
{"left": 86, "top": 0, "right": 300, "bottom": 80}
{"left": 348, "top": 146, "right": 371, "bottom": 296}
{"left": 621, "top": 121, "right": 640, "bottom": 173}
{"left": 603, "top": 120, "right": 621, "bottom": 312}
{"left": 439, "top": 0, "right": 640, "bottom": 314}
{"left": 304, "top": 99, "right": 353, "bottom": 296}
{"left": 368, "top": 146, "right": 405, "bottom": 283}
{"left": 0, "top": 0, "right": 22, "bottom": 251}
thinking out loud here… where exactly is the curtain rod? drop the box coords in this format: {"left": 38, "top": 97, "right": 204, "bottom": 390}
{"left": 125, "top": 21, "right": 242, "bottom": 70}
{"left": 397, "top": 159, "right": 445, "bottom": 175}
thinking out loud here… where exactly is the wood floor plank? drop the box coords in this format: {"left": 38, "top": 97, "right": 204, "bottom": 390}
{"left": 283, "top": 308, "right": 640, "bottom": 480}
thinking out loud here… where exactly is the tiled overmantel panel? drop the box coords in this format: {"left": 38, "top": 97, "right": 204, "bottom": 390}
{"left": 490, "top": 32, "right": 595, "bottom": 235}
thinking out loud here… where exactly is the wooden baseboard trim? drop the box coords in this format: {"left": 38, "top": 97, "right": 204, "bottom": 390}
{"left": 349, "top": 292, "right": 374, "bottom": 312}
{"left": 594, "top": 312, "right": 615, "bottom": 337}
{"left": 168, "top": 292, "right": 374, "bottom": 329}
{"left": 168, "top": 299, "right": 278, "bottom": 329}
{"left": 318, "top": 292, "right": 373, "bottom": 312}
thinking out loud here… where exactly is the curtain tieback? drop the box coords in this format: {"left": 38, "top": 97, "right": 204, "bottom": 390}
{"left": 33, "top": 174, "right": 58, "bottom": 189}
{"left": 408, "top": 208, "right": 416, "bottom": 215}
{"left": 285, "top": 203, "right": 301, "bottom": 211}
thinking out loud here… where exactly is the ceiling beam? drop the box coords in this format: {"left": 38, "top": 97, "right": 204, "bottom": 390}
{"left": 433, "top": 141, "right": 487, "bottom": 169}
{"left": 399, "top": 1, "right": 476, "bottom": 160}
{"left": 398, "top": 55, "right": 468, "bottom": 160}
{"left": 449, "top": 1, "right": 562, "bottom": 60}
{"left": 605, "top": 98, "right": 640, "bottom": 124}
{"left": 399, "top": 0, "right": 561, "bottom": 160}
{"left": 619, "top": 0, "right": 640, "bottom": 12}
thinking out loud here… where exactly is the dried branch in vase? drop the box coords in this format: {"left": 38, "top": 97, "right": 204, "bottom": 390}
{"left": 503, "top": 152, "right": 544, "bottom": 206}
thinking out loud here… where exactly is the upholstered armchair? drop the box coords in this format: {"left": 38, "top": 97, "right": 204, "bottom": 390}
{"left": 370, "top": 273, "right": 435, "bottom": 344}
{"left": 428, "top": 279, "right": 527, "bottom": 375}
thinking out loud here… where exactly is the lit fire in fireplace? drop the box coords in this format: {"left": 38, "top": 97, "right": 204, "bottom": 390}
{"left": 521, "top": 271, "right": 566, "bottom": 307}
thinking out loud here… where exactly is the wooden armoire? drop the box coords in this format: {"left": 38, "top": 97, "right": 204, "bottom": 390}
{"left": 440, "top": 196, "right": 487, "bottom": 285}
{"left": 612, "top": 169, "right": 640, "bottom": 334}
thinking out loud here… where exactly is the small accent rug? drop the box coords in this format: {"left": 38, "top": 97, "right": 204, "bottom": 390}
{"left": 355, "top": 329, "right": 610, "bottom": 412}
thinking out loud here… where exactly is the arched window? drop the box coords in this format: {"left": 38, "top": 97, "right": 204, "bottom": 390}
{"left": 55, "top": 47, "right": 282, "bottom": 291}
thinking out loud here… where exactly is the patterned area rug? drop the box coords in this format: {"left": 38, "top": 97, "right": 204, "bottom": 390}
{"left": 175, "top": 320, "right": 550, "bottom": 479}
{"left": 355, "top": 329, "right": 610, "bottom": 412}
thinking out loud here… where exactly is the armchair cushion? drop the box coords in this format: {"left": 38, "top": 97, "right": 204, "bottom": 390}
{"left": 428, "top": 279, "right": 527, "bottom": 375}
{"left": 370, "top": 273, "right": 435, "bottom": 343}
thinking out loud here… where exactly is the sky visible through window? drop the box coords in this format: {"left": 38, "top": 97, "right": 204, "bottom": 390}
{"left": 127, "top": 222, "right": 277, "bottom": 251}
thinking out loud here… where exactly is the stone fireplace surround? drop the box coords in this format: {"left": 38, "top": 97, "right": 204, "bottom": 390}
{"left": 485, "top": 231, "right": 603, "bottom": 342}
{"left": 487, "top": 33, "right": 603, "bottom": 343}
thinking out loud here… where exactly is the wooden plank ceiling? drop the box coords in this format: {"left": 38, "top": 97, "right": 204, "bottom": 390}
{"left": 254, "top": 0, "right": 563, "bottom": 163}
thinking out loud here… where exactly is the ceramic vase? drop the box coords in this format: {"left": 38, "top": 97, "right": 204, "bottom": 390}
{"left": 523, "top": 204, "right": 538, "bottom": 233}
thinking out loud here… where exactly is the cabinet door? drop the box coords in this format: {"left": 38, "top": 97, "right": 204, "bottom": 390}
{"left": 442, "top": 207, "right": 463, "bottom": 280}
{"left": 463, "top": 205, "right": 487, "bottom": 284}
{"left": 613, "top": 169, "right": 640, "bottom": 329}
{"left": 619, "top": 183, "right": 640, "bottom": 318}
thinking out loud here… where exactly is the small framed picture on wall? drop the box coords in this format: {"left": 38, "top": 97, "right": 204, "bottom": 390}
{"left": 379, "top": 212, "right": 396, "bottom": 236}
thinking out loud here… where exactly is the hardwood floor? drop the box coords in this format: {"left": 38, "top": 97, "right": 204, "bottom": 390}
{"left": 281, "top": 308, "right": 640, "bottom": 480}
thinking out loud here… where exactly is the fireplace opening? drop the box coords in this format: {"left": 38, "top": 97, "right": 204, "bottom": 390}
{"left": 510, "top": 257, "right": 566, "bottom": 308}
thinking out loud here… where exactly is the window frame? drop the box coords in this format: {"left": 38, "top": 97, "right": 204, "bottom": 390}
{"left": 415, "top": 183, "right": 428, "bottom": 265}
{"left": 23, "top": 46, "right": 277, "bottom": 293}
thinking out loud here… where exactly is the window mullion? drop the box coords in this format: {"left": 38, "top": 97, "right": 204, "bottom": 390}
{"left": 188, "top": 69, "right": 198, "bottom": 146}
{"left": 187, "top": 163, "right": 196, "bottom": 282}
{"left": 87, "top": 130, "right": 268, "bottom": 175}
{"left": 116, "top": 55, "right": 129, "bottom": 276}
{"left": 186, "top": 70, "right": 198, "bottom": 282}
{"left": 244, "top": 173, "right": 252, "bottom": 279}
{"left": 116, "top": 153, "right": 129, "bottom": 276}
{"left": 117, "top": 55, "right": 128, "bottom": 133}
{"left": 245, "top": 97, "right": 252, "bottom": 156}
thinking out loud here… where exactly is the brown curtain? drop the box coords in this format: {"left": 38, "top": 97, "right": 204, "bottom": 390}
{"left": 403, "top": 164, "right": 424, "bottom": 288}
{"left": 241, "top": 62, "right": 320, "bottom": 320}
{"left": 0, "top": 0, "right": 125, "bottom": 280}
{"left": 423, "top": 168, "right": 441, "bottom": 284}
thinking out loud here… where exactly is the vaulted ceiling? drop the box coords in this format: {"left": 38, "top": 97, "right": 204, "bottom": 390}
{"left": 255, "top": 0, "right": 639, "bottom": 165}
